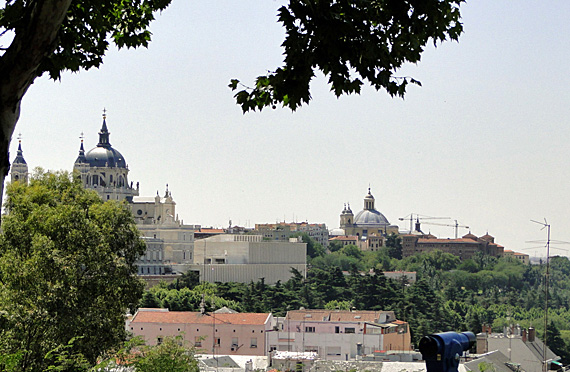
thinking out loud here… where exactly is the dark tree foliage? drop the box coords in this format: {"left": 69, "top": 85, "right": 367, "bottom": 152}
{"left": 231, "top": 0, "right": 464, "bottom": 112}
{"left": 385, "top": 232, "right": 403, "bottom": 259}
{"left": 546, "top": 321, "right": 569, "bottom": 364}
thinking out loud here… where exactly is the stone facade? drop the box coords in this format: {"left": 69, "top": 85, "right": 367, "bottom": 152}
{"left": 401, "top": 232, "right": 504, "bottom": 260}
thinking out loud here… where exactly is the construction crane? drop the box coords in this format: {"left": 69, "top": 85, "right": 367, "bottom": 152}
{"left": 398, "top": 214, "right": 450, "bottom": 233}
{"left": 421, "top": 220, "right": 469, "bottom": 239}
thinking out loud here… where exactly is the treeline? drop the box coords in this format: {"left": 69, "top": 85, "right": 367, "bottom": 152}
{"left": 142, "top": 236, "right": 570, "bottom": 363}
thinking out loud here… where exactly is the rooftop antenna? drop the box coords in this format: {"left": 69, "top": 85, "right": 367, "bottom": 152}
{"left": 530, "top": 218, "right": 550, "bottom": 372}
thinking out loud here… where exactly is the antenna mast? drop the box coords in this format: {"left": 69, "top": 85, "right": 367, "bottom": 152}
{"left": 531, "top": 218, "right": 550, "bottom": 372}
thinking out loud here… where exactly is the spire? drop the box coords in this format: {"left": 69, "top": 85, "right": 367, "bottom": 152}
{"left": 13, "top": 134, "right": 27, "bottom": 165}
{"left": 75, "top": 133, "right": 87, "bottom": 165}
{"left": 97, "top": 109, "right": 111, "bottom": 148}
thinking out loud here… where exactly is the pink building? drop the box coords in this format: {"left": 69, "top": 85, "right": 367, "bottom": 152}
{"left": 130, "top": 308, "right": 273, "bottom": 356}
{"left": 267, "top": 309, "right": 411, "bottom": 360}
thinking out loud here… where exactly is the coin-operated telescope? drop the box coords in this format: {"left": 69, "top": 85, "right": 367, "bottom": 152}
{"left": 419, "top": 331, "right": 476, "bottom": 372}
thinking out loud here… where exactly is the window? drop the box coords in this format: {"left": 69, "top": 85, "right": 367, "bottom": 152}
{"left": 157, "top": 337, "right": 163, "bottom": 345}
{"left": 250, "top": 338, "right": 258, "bottom": 348}
{"left": 344, "top": 327, "right": 355, "bottom": 334}
{"left": 215, "top": 337, "right": 220, "bottom": 347}
{"left": 335, "top": 326, "right": 340, "bottom": 334}
{"left": 194, "top": 336, "right": 202, "bottom": 347}
{"left": 305, "top": 326, "right": 315, "bottom": 333}
{"left": 232, "top": 337, "right": 239, "bottom": 347}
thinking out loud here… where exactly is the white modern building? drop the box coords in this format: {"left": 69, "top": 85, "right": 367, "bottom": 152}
{"left": 191, "top": 234, "right": 307, "bottom": 284}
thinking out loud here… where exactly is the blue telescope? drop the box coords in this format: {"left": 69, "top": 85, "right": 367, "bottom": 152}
{"left": 419, "top": 331, "right": 476, "bottom": 372}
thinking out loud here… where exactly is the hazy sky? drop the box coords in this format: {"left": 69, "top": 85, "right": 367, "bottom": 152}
{"left": 12, "top": 1, "right": 570, "bottom": 257}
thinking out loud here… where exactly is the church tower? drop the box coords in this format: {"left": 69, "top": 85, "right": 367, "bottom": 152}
{"left": 11, "top": 138, "right": 28, "bottom": 184}
{"left": 340, "top": 203, "right": 354, "bottom": 228}
{"left": 74, "top": 136, "right": 89, "bottom": 185}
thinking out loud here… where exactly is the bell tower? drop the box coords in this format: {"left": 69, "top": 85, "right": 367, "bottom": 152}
{"left": 11, "top": 136, "right": 28, "bottom": 184}
{"left": 340, "top": 203, "right": 354, "bottom": 227}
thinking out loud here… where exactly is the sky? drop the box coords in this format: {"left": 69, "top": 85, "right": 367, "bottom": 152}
{"left": 10, "top": 1, "right": 570, "bottom": 258}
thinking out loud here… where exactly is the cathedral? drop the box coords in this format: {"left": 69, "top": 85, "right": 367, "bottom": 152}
{"left": 339, "top": 188, "right": 399, "bottom": 238}
{"left": 12, "top": 113, "right": 197, "bottom": 276}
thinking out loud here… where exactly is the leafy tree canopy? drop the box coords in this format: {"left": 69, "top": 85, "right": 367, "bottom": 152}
{"left": 230, "top": 0, "right": 464, "bottom": 112}
{"left": 100, "top": 336, "right": 199, "bottom": 372}
{"left": 0, "top": 170, "right": 146, "bottom": 371}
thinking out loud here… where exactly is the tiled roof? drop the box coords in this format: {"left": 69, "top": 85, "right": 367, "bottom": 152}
{"left": 329, "top": 236, "right": 358, "bottom": 241}
{"left": 132, "top": 309, "right": 270, "bottom": 325}
{"left": 286, "top": 309, "right": 394, "bottom": 323}
{"left": 197, "top": 228, "right": 225, "bottom": 234}
{"left": 417, "top": 238, "right": 481, "bottom": 244}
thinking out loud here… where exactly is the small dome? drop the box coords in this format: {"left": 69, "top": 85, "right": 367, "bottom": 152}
{"left": 329, "top": 228, "right": 346, "bottom": 236}
{"left": 85, "top": 146, "right": 126, "bottom": 168}
{"left": 353, "top": 209, "right": 390, "bottom": 225}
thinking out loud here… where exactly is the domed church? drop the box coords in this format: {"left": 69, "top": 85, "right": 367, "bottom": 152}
{"left": 340, "top": 188, "right": 399, "bottom": 238}
{"left": 74, "top": 112, "right": 139, "bottom": 202}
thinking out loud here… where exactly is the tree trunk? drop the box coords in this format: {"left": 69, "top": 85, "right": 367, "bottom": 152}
{"left": 0, "top": 103, "right": 20, "bottom": 211}
{"left": 0, "top": 0, "right": 73, "bottom": 213}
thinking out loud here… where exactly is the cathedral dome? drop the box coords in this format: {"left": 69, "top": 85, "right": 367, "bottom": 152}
{"left": 85, "top": 146, "right": 126, "bottom": 168}
{"left": 352, "top": 187, "right": 391, "bottom": 226}
{"left": 353, "top": 209, "right": 390, "bottom": 226}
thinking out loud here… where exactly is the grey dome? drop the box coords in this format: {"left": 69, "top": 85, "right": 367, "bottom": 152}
{"left": 85, "top": 146, "right": 126, "bottom": 168}
{"left": 353, "top": 209, "right": 390, "bottom": 226}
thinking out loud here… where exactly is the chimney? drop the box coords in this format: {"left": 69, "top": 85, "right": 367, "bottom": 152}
{"left": 528, "top": 327, "right": 535, "bottom": 342}
{"left": 476, "top": 332, "right": 488, "bottom": 354}
{"left": 522, "top": 329, "right": 527, "bottom": 343}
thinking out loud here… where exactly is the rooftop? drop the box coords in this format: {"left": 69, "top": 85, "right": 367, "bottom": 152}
{"left": 132, "top": 309, "right": 271, "bottom": 325}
